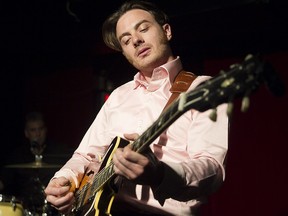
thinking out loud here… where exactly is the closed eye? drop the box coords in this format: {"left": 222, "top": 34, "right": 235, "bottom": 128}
{"left": 139, "top": 27, "right": 149, "bottom": 33}
{"left": 120, "top": 36, "right": 131, "bottom": 46}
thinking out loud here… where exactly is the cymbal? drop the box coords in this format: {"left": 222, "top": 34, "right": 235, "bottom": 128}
{"left": 5, "top": 162, "right": 62, "bottom": 169}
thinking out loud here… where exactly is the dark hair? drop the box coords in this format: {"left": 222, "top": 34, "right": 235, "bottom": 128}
{"left": 25, "top": 112, "right": 45, "bottom": 127}
{"left": 102, "top": 0, "right": 169, "bottom": 51}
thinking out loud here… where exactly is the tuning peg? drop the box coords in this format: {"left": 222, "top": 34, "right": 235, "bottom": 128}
{"left": 244, "top": 54, "right": 253, "bottom": 61}
{"left": 241, "top": 96, "right": 250, "bottom": 112}
{"left": 229, "top": 63, "right": 240, "bottom": 69}
{"left": 209, "top": 108, "right": 217, "bottom": 122}
{"left": 226, "top": 102, "right": 234, "bottom": 118}
{"left": 219, "top": 69, "right": 225, "bottom": 75}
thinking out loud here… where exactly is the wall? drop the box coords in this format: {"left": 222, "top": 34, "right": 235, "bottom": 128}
{"left": 201, "top": 52, "right": 288, "bottom": 216}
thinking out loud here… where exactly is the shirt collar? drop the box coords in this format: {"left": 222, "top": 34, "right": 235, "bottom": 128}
{"left": 134, "top": 56, "right": 183, "bottom": 91}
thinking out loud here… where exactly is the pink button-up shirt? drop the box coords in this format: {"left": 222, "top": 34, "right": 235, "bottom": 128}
{"left": 54, "top": 57, "right": 228, "bottom": 215}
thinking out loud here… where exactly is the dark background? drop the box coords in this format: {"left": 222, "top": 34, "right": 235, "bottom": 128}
{"left": 1, "top": 0, "right": 288, "bottom": 215}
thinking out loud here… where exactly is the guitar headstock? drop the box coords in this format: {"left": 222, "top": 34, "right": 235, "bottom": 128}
{"left": 182, "top": 54, "right": 266, "bottom": 120}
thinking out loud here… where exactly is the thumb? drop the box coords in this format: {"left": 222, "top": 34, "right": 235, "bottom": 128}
{"left": 57, "top": 177, "right": 71, "bottom": 187}
{"left": 123, "top": 133, "right": 139, "bottom": 141}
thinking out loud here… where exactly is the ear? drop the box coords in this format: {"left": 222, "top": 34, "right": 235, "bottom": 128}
{"left": 162, "top": 23, "right": 172, "bottom": 41}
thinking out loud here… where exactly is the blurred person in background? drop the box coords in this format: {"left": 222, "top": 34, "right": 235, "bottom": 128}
{"left": 2, "top": 111, "right": 71, "bottom": 215}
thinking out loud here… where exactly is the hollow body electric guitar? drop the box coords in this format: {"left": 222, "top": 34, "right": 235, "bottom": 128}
{"left": 68, "top": 54, "right": 279, "bottom": 216}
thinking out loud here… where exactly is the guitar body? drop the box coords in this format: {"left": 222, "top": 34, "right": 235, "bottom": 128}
{"left": 75, "top": 183, "right": 116, "bottom": 216}
{"left": 73, "top": 136, "right": 129, "bottom": 216}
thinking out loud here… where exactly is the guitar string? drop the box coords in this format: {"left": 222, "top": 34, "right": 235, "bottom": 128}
{"left": 74, "top": 161, "right": 115, "bottom": 208}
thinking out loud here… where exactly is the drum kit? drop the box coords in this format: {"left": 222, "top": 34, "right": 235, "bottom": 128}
{"left": 0, "top": 194, "right": 24, "bottom": 216}
{"left": 1, "top": 155, "right": 62, "bottom": 216}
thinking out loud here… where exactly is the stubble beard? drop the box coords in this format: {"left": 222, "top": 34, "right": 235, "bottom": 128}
{"left": 131, "top": 43, "right": 170, "bottom": 75}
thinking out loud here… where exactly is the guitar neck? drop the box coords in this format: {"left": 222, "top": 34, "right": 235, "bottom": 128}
{"left": 131, "top": 95, "right": 190, "bottom": 153}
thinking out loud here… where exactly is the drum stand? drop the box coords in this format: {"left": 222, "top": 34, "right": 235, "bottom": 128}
{"left": 5, "top": 147, "right": 62, "bottom": 215}
{"left": 23, "top": 154, "right": 59, "bottom": 216}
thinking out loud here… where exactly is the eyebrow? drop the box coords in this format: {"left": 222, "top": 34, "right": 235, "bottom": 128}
{"left": 118, "top": 19, "right": 150, "bottom": 42}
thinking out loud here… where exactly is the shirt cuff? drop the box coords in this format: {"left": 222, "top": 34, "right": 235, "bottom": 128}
{"left": 152, "top": 161, "right": 186, "bottom": 205}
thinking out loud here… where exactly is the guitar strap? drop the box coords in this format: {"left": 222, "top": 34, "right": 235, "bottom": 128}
{"left": 162, "top": 70, "right": 197, "bottom": 111}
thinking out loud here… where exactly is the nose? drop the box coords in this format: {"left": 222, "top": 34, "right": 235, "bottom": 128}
{"left": 132, "top": 33, "right": 144, "bottom": 48}
{"left": 35, "top": 128, "right": 42, "bottom": 136}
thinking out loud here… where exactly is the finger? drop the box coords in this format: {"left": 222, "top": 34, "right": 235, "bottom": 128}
{"left": 122, "top": 146, "right": 148, "bottom": 165}
{"left": 45, "top": 183, "right": 70, "bottom": 197}
{"left": 114, "top": 146, "right": 148, "bottom": 169}
{"left": 47, "top": 191, "right": 74, "bottom": 211}
{"left": 114, "top": 162, "right": 140, "bottom": 180}
{"left": 54, "top": 193, "right": 75, "bottom": 214}
{"left": 114, "top": 150, "right": 148, "bottom": 180}
{"left": 113, "top": 149, "right": 135, "bottom": 177}
{"left": 59, "top": 178, "right": 71, "bottom": 187}
{"left": 123, "top": 133, "right": 139, "bottom": 141}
